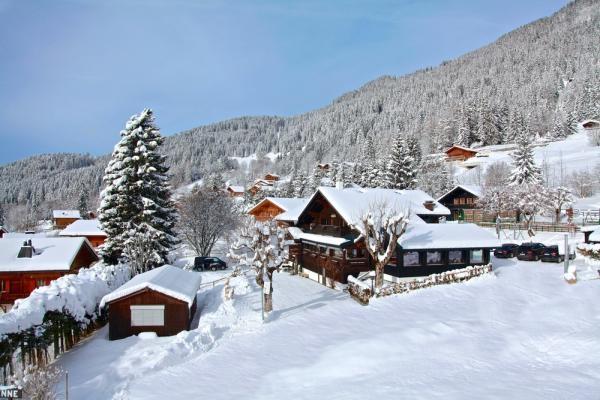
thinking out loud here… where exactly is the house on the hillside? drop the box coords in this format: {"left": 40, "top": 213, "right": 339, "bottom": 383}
{"left": 582, "top": 119, "right": 600, "bottom": 130}
{"left": 248, "top": 197, "right": 308, "bottom": 222}
{"left": 437, "top": 185, "right": 482, "bottom": 221}
{"left": 100, "top": 265, "right": 202, "bottom": 340}
{"left": 0, "top": 227, "right": 7, "bottom": 238}
{"left": 445, "top": 145, "right": 479, "bottom": 162}
{"left": 52, "top": 210, "right": 81, "bottom": 229}
{"left": 263, "top": 173, "right": 280, "bottom": 182}
{"left": 248, "top": 179, "right": 275, "bottom": 197}
{"left": 0, "top": 237, "right": 98, "bottom": 305}
{"left": 226, "top": 185, "right": 245, "bottom": 197}
{"left": 59, "top": 219, "right": 107, "bottom": 248}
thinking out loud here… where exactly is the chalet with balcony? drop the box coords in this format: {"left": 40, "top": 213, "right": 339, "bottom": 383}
{"left": 52, "top": 210, "right": 81, "bottom": 229}
{"left": 59, "top": 219, "right": 107, "bottom": 248}
{"left": 0, "top": 237, "right": 98, "bottom": 305}
{"left": 248, "top": 197, "right": 308, "bottom": 222}
{"left": 437, "top": 185, "right": 482, "bottom": 221}
{"left": 286, "top": 187, "right": 499, "bottom": 285}
{"left": 445, "top": 145, "right": 478, "bottom": 162}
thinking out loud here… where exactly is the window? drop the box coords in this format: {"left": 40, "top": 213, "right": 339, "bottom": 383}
{"left": 459, "top": 198, "right": 465, "bottom": 205}
{"left": 426, "top": 251, "right": 443, "bottom": 265}
{"left": 466, "top": 198, "right": 473, "bottom": 204}
{"left": 130, "top": 305, "right": 165, "bottom": 327}
{"left": 403, "top": 251, "right": 421, "bottom": 267}
{"left": 448, "top": 250, "right": 464, "bottom": 264}
{"left": 470, "top": 249, "right": 484, "bottom": 264}
{"left": 319, "top": 247, "right": 326, "bottom": 254}
{"left": 453, "top": 198, "right": 460, "bottom": 205}
{"left": 35, "top": 279, "right": 46, "bottom": 288}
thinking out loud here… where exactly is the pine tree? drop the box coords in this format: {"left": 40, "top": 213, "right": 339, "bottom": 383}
{"left": 293, "top": 171, "right": 307, "bottom": 198}
{"left": 509, "top": 129, "right": 542, "bottom": 186}
{"left": 99, "top": 109, "right": 179, "bottom": 270}
{"left": 360, "top": 136, "right": 377, "bottom": 187}
{"left": 335, "top": 163, "right": 346, "bottom": 188}
{"left": 0, "top": 203, "right": 4, "bottom": 227}
{"left": 383, "top": 134, "right": 418, "bottom": 189}
{"left": 305, "top": 166, "right": 323, "bottom": 195}
{"left": 77, "top": 189, "right": 88, "bottom": 219}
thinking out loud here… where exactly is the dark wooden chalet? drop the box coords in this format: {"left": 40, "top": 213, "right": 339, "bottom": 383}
{"left": 0, "top": 237, "right": 98, "bottom": 305}
{"left": 248, "top": 197, "right": 307, "bottom": 222}
{"left": 437, "top": 185, "right": 482, "bottom": 221}
{"left": 0, "top": 226, "right": 7, "bottom": 238}
{"left": 445, "top": 145, "right": 478, "bottom": 162}
{"left": 100, "top": 265, "right": 202, "bottom": 340}
{"left": 582, "top": 119, "right": 600, "bottom": 130}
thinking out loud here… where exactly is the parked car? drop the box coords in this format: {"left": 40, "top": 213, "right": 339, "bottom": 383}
{"left": 493, "top": 243, "right": 519, "bottom": 258}
{"left": 540, "top": 245, "right": 576, "bottom": 263}
{"left": 516, "top": 242, "right": 546, "bottom": 261}
{"left": 193, "top": 256, "right": 227, "bottom": 271}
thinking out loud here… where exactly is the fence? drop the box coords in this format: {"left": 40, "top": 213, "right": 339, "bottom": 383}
{"left": 347, "top": 265, "right": 493, "bottom": 305}
{"left": 476, "top": 221, "right": 578, "bottom": 233}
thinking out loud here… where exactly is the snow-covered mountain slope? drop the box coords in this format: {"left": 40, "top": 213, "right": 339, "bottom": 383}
{"left": 57, "top": 249, "right": 600, "bottom": 400}
{"left": 456, "top": 128, "right": 600, "bottom": 186}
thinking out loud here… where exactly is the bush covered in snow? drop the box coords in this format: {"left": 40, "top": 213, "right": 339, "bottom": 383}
{"left": 577, "top": 243, "right": 600, "bottom": 259}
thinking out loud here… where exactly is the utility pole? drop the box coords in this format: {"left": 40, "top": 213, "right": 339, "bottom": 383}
{"left": 563, "top": 234, "right": 569, "bottom": 274}
{"left": 65, "top": 371, "right": 69, "bottom": 400}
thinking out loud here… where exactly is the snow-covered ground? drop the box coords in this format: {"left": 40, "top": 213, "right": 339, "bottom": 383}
{"left": 56, "top": 243, "right": 600, "bottom": 399}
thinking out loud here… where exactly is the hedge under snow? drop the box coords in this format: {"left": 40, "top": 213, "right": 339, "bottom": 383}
{"left": 0, "top": 263, "right": 130, "bottom": 336}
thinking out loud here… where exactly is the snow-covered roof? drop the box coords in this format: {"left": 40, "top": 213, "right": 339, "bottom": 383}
{"left": 227, "top": 185, "right": 244, "bottom": 193}
{"left": 445, "top": 145, "right": 479, "bottom": 153}
{"left": 275, "top": 199, "right": 311, "bottom": 222}
{"left": 52, "top": 210, "right": 81, "bottom": 219}
{"left": 248, "top": 197, "right": 308, "bottom": 216}
{"left": 100, "top": 265, "right": 202, "bottom": 308}
{"left": 297, "top": 187, "right": 449, "bottom": 233}
{"left": 287, "top": 227, "right": 351, "bottom": 247}
{"left": 59, "top": 219, "right": 107, "bottom": 237}
{"left": 589, "top": 229, "right": 600, "bottom": 242}
{"left": 437, "top": 184, "right": 483, "bottom": 202}
{"left": 0, "top": 226, "right": 6, "bottom": 233}
{"left": 0, "top": 237, "right": 95, "bottom": 272}
{"left": 397, "top": 223, "right": 500, "bottom": 250}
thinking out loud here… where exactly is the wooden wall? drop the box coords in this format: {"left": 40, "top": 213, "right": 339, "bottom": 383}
{"left": 54, "top": 217, "right": 80, "bottom": 229}
{"left": 107, "top": 288, "right": 196, "bottom": 340}
{"left": 249, "top": 201, "right": 285, "bottom": 222}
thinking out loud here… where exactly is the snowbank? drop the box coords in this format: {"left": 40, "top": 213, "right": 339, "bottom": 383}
{"left": 0, "top": 263, "right": 130, "bottom": 336}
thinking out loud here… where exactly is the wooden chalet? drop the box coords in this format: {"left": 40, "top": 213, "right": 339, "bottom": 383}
{"left": 582, "top": 119, "right": 600, "bottom": 130}
{"left": 248, "top": 179, "right": 274, "bottom": 197}
{"left": 0, "top": 226, "right": 7, "bottom": 238}
{"left": 437, "top": 185, "right": 482, "bottom": 221}
{"left": 59, "top": 219, "right": 107, "bottom": 248}
{"left": 226, "top": 185, "right": 245, "bottom": 197}
{"left": 52, "top": 210, "right": 81, "bottom": 229}
{"left": 445, "top": 145, "right": 479, "bottom": 162}
{"left": 263, "top": 173, "right": 280, "bottom": 182}
{"left": 0, "top": 237, "right": 98, "bottom": 305}
{"left": 100, "top": 265, "right": 202, "bottom": 340}
{"left": 248, "top": 197, "right": 308, "bottom": 222}
{"left": 285, "top": 187, "right": 498, "bottom": 285}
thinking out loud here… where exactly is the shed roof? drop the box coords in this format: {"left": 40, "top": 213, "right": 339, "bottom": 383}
{"left": 59, "top": 219, "right": 107, "bottom": 237}
{"left": 0, "top": 237, "right": 96, "bottom": 272}
{"left": 53, "top": 210, "right": 81, "bottom": 219}
{"left": 589, "top": 229, "right": 600, "bottom": 242}
{"left": 100, "top": 265, "right": 202, "bottom": 308}
{"left": 397, "top": 223, "right": 500, "bottom": 250}
{"left": 227, "top": 185, "right": 244, "bottom": 193}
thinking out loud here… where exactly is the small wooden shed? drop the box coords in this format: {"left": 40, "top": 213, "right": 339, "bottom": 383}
{"left": 52, "top": 210, "right": 81, "bottom": 229}
{"left": 100, "top": 265, "right": 202, "bottom": 340}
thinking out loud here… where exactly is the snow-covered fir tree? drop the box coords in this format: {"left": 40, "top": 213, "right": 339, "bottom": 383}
{"left": 292, "top": 171, "right": 307, "bottom": 198}
{"left": 383, "top": 134, "right": 418, "bottom": 189}
{"left": 509, "top": 129, "right": 542, "bottom": 185}
{"left": 359, "top": 136, "right": 377, "bottom": 187}
{"left": 99, "top": 109, "right": 178, "bottom": 271}
{"left": 77, "top": 189, "right": 88, "bottom": 219}
{"left": 0, "top": 203, "right": 5, "bottom": 226}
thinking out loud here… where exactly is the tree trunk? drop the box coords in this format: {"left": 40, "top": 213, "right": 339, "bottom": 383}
{"left": 264, "top": 291, "right": 273, "bottom": 312}
{"left": 374, "top": 263, "right": 384, "bottom": 293}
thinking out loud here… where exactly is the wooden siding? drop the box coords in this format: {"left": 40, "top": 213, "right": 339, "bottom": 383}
{"left": 53, "top": 217, "right": 80, "bottom": 229}
{"left": 107, "top": 288, "right": 197, "bottom": 340}
{"left": 297, "top": 192, "right": 353, "bottom": 237}
{"left": 248, "top": 200, "right": 285, "bottom": 222}
{"left": 445, "top": 147, "right": 478, "bottom": 161}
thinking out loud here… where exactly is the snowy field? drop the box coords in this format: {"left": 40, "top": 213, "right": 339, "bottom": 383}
{"left": 56, "top": 245, "right": 600, "bottom": 400}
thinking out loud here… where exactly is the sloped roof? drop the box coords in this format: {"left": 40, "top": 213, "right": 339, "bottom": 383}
{"left": 298, "top": 187, "right": 449, "bottom": 232}
{"left": 59, "top": 219, "right": 107, "bottom": 237}
{"left": 589, "top": 229, "right": 600, "bottom": 242}
{"left": 275, "top": 199, "right": 311, "bottom": 222}
{"left": 100, "top": 265, "right": 202, "bottom": 308}
{"left": 445, "top": 145, "right": 479, "bottom": 154}
{"left": 0, "top": 237, "right": 96, "bottom": 272}
{"left": 52, "top": 210, "right": 81, "bottom": 219}
{"left": 397, "top": 223, "right": 500, "bottom": 250}
{"left": 248, "top": 197, "right": 308, "bottom": 216}
{"left": 227, "top": 185, "right": 244, "bottom": 193}
{"left": 437, "top": 184, "right": 483, "bottom": 202}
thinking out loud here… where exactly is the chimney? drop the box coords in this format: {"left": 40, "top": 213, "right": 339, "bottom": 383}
{"left": 17, "top": 240, "right": 34, "bottom": 258}
{"left": 423, "top": 200, "right": 436, "bottom": 211}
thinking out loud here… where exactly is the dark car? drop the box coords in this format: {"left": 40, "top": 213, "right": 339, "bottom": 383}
{"left": 540, "top": 245, "right": 576, "bottom": 263}
{"left": 516, "top": 242, "right": 546, "bottom": 261}
{"left": 193, "top": 256, "right": 227, "bottom": 271}
{"left": 493, "top": 243, "right": 519, "bottom": 258}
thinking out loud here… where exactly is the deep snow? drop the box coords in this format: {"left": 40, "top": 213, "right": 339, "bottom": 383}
{"left": 56, "top": 244, "right": 600, "bottom": 400}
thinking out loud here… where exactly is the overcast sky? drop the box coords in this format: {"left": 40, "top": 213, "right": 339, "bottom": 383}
{"left": 0, "top": 0, "right": 569, "bottom": 164}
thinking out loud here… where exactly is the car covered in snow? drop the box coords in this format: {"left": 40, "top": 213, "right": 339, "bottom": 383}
{"left": 493, "top": 243, "right": 519, "bottom": 258}
{"left": 516, "top": 242, "right": 546, "bottom": 261}
{"left": 193, "top": 256, "right": 227, "bottom": 271}
{"left": 540, "top": 245, "right": 576, "bottom": 263}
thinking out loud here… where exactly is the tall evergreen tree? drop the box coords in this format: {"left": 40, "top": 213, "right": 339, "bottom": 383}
{"left": 383, "top": 134, "right": 418, "bottom": 190}
{"left": 77, "top": 189, "right": 88, "bottom": 219}
{"left": 359, "top": 136, "right": 377, "bottom": 187}
{"left": 509, "top": 129, "right": 542, "bottom": 185}
{"left": 99, "top": 109, "right": 179, "bottom": 271}
{"left": 0, "top": 203, "right": 4, "bottom": 227}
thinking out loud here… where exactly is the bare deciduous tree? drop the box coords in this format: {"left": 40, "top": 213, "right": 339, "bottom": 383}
{"left": 178, "top": 188, "right": 239, "bottom": 257}
{"left": 229, "top": 217, "right": 288, "bottom": 312}
{"left": 354, "top": 201, "right": 410, "bottom": 293}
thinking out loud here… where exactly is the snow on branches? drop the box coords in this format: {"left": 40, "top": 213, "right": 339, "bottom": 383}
{"left": 354, "top": 200, "right": 410, "bottom": 293}
{"left": 229, "top": 217, "right": 289, "bottom": 312}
